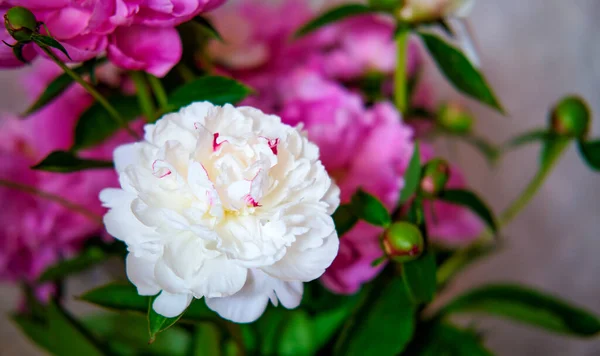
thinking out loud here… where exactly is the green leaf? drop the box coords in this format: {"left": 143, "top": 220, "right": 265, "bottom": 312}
{"left": 193, "top": 16, "right": 224, "bottom": 42}
{"left": 335, "top": 279, "right": 415, "bottom": 356}
{"left": 148, "top": 295, "right": 184, "bottom": 343}
{"left": 278, "top": 310, "right": 315, "bottom": 356}
{"left": 47, "top": 303, "right": 105, "bottom": 356}
{"left": 79, "top": 283, "right": 216, "bottom": 321}
{"left": 402, "top": 252, "right": 437, "bottom": 303}
{"left": 420, "top": 32, "right": 503, "bottom": 113}
{"left": 350, "top": 189, "right": 391, "bottom": 227}
{"left": 32, "top": 34, "right": 71, "bottom": 60}
{"left": 83, "top": 313, "right": 191, "bottom": 356}
{"left": 313, "top": 304, "right": 353, "bottom": 351}
{"left": 333, "top": 204, "right": 358, "bottom": 236}
{"left": 23, "top": 58, "right": 107, "bottom": 116}
{"left": 577, "top": 139, "right": 600, "bottom": 171}
{"left": 502, "top": 129, "right": 553, "bottom": 151}
{"left": 72, "top": 95, "right": 140, "bottom": 151}
{"left": 440, "top": 284, "right": 600, "bottom": 337}
{"left": 12, "top": 315, "right": 54, "bottom": 354}
{"left": 31, "top": 150, "right": 113, "bottom": 172}
{"left": 411, "top": 323, "right": 493, "bottom": 356}
{"left": 438, "top": 189, "right": 498, "bottom": 233}
{"left": 295, "top": 4, "right": 377, "bottom": 38}
{"left": 190, "top": 322, "right": 222, "bottom": 356}
{"left": 168, "top": 76, "right": 252, "bottom": 111}
{"left": 399, "top": 142, "right": 421, "bottom": 204}
{"left": 38, "top": 246, "right": 108, "bottom": 282}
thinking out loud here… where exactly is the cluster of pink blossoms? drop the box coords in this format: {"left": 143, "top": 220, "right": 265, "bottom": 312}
{"left": 0, "top": 60, "right": 138, "bottom": 299}
{"left": 0, "top": 0, "right": 224, "bottom": 76}
{"left": 209, "top": 0, "right": 483, "bottom": 294}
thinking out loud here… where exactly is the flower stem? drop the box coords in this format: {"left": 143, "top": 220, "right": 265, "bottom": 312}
{"left": 147, "top": 74, "right": 169, "bottom": 110}
{"left": 0, "top": 178, "right": 103, "bottom": 224}
{"left": 394, "top": 27, "right": 410, "bottom": 114}
{"left": 39, "top": 46, "right": 139, "bottom": 139}
{"left": 130, "top": 71, "right": 156, "bottom": 122}
{"left": 436, "top": 138, "right": 571, "bottom": 285}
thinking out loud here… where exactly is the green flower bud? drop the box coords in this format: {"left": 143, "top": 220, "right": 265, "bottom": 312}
{"left": 437, "top": 102, "right": 474, "bottom": 134}
{"left": 550, "top": 96, "right": 591, "bottom": 139}
{"left": 4, "top": 7, "right": 37, "bottom": 42}
{"left": 420, "top": 158, "right": 450, "bottom": 197}
{"left": 381, "top": 222, "right": 424, "bottom": 263}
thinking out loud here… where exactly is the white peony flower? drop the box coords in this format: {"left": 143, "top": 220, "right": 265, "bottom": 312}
{"left": 100, "top": 102, "right": 340, "bottom": 323}
{"left": 398, "top": 0, "right": 475, "bottom": 22}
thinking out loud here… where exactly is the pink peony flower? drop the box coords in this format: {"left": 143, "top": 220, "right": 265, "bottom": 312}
{"left": 0, "top": 60, "right": 137, "bottom": 292}
{"left": 1, "top": 0, "right": 226, "bottom": 75}
{"left": 108, "top": 25, "right": 182, "bottom": 77}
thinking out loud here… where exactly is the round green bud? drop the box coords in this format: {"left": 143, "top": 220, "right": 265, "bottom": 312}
{"left": 550, "top": 96, "right": 591, "bottom": 139}
{"left": 381, "top": 222, "right": 424, "bottom": 263}
{"left": 420, "top": 158, "right": 450, "bottom": 197}
{"left": 4, "top": 7, "right": 37, "bottom": 42}
{"left": 437, "top": 102, "right": 474, "bottom": 134}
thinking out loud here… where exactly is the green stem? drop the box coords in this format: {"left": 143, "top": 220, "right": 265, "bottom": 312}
{"left": 130, "top": 71, "right": 156, "bottom": 122}
{"left": 147, "top": 74, "right": 169, "bottom": 110}
{"left": 394, "top": 27, "right": 410, "bottom": 114}
{"left": 0, "top": 179, "right": 103, "bottom": 224}
{"left": 40, "top": 46, "right": 139, "bottom": 139}
{"left": 176, "top": 63, "right": 195, "bottom": 83}
{"left": 436, "top": 138, "right": 570, "bottom": 285}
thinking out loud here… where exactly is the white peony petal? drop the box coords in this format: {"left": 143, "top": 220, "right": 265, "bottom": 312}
{"left": 113, "top": 143, "right": 141, "bottom": 174}
{"left": 205, "top": 269, "right": 271, "bottom": 323}
{"left": 262, "top": 230, "right": 339, "bottom": 282}
{"left": 126, "top": 253, "right": 160, "bottom": 296}
{"left": 152, "top": 290, "right": 193, "bottom": 318}
{"left": 190, "top": 257, "right": 248, "bottom": 298}
{"left": 273, "top": 280, "right": 303, "bottom": 309}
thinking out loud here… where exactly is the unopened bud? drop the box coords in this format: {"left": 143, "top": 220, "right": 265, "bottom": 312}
{"left": 420, "top": 158, "right": 450, "bottom": 197}
{"left": 437, "top": 102, "right": 474, "bottom": 134}
{"left": 4, "top": 7, "right": 37, "bottom": 42}
{"left": 550, "top": 96, "right": 591, "bottom": 139}
{"left": 381, "top": 222, "right": 424, "bottom": 263}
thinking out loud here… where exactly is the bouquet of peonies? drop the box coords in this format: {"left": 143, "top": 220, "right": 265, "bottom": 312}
{"left": 1, "top": 0, "right": 599, "bottom": 355}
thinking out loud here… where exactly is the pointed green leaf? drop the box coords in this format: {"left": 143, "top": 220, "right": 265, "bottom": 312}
{"left": 168, "top": 76, "right": 252, "bottom": 111}
{"left": 502, "top": 129, "right": 554, "bottom": 151}
{"left": 12, "top": 42, "right": 28, "bottom": 63}
{"left": 38, "top": 246, "right": 107, "bottom": 282}
{"left": 577, "top": 139, "right": 600, "bottom": 171}
{"left": 193, "top": 16, "right": 224, "bottom": 42}
{"left": 295, "top": 4, "right": 377, "bottom": 38}
{"left": 32, "top": 150, "right": 113, "bottom": 172}
{"left": 399, "top": 142, "right": 421, "bottom": 204}
{"left": 438, "top": 189, "right": 497, "bottom": 233}
{"left": 350, "top": 189, "right": 391, "bottom": 227}
{"left": 12, "top": 315, "right": 55, "bottom": 354}
{"left": 333, "top": 204, "right": 358, "bottom": 236}
{"left": 420, "top": 32, "right": 503, "bottom": 113}
{"left": 79, "top": 283, "right": 216, "bottom": 321}
{"left": 32, "top": 34, "right": 71, "bottom": 60}
{"left": 148, "top": 295, "right": 184, "bottom": 343}
{"left": 410, "top": 323, "right": 493, "bottom": 356}
{"left": 47, "top": 303, "right": 105, "bottom": 356}
{"left": 278, "top": 310, "right": 315, "bottom": 356}
{"left": 440, "top": 284, "right": 600, "bottom": 337}
{"left": 83, "top": 313, "right": 191, "bottom": 356}
{"left": 540, "top": 136, "right": 570, "bottom": 170}
{"left": 72, "top": 95, "right": 140, "bottom": 151}
{"left": 23, "top": 58, "right": 107, "bottom": 116}
{"left": 402, "top": 252, "right": 437, "bottom": 303}
{"left": 335, "top": 279, "right": 415, "bottom": 356}
{"left": 190, "top": 322, "right": 222, "bottom": 356}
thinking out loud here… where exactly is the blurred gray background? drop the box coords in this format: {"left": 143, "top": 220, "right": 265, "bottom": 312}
{"left": 1, "top": 0, "right": 600, "bottom": 355}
